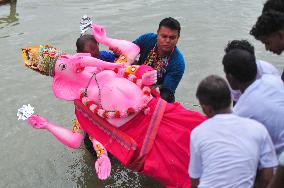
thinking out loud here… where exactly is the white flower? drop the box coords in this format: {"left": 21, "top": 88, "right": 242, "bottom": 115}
{"left": 136, "top": 79, "right": 142, "bottom": 87}
{"left": 82, "top": 97, "right": 89, "bottom": 105}
{"left": 143, "top": 107, "right": 150, "bottom": 115}
{"left": 107, "top": 112, "right": 115, "bottom": 119}
{"left": 128, "top": 74, "right": 135, "bottom": 81}
{"left": 17, "top": 104, "right": 35, "bottom": 120}
{"left": 89, "top": 104, "right": 97, "bottom": 112}
{"left": 142, "top": 86, "right": 151, "bottom": 92}
{"left": 97, "top": 109, "right": 105, "bottom": 117}
{"left": 132, "top": 105, "right": 140, "bottom": 113}
{"left": 142, "top": 95, "right": 151, "bottom": 104}
{"left": 120, "top": 110, "right": 128, "bottom": 118}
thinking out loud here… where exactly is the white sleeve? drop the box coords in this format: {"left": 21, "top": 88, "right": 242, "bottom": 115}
{"left": 189, "top": 132, "right": 202, "bottom": 178}
{"left": 258, "top": 132, "right": 278, "bottom": 169}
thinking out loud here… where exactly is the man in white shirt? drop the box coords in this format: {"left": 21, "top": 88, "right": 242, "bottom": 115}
{"left": 250, "top": 5, "right": 284, "bottom": 81}
{"left": 222, "top": 49, "right": 284, "bottom": 155}
{"left": 189, "top": 75, "right": 278, "bottom": 188}
{"left": 224, "top": 40, "right": 280, "bottom": 103}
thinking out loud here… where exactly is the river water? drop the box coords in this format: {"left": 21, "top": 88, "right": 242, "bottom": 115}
{"left": 0, "top": 0, "right": 283, "bottom": 187}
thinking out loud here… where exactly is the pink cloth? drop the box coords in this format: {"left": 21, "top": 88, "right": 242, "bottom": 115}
{"left": 75, "top": 97, "right": 206, "bottom": 187}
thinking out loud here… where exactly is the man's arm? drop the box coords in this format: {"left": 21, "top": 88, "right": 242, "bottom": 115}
{"left": 257, "top": 168, "right": 274, "bottom": 188}
{"left": 99, "top": 51, "right": 117, "bottom": 62}
{"left": 160, "top": 87, "right": 175, "bottom": 103}
{"left": 132, "top": 33, "right": 155, "bottom": 65}
{"left": 257, "top": 131, "right": 278, "bottom": 187}
{"left": 268, "top": 166, "right": 284, "bottom": 188}
{"left": 132, "top": 33, "right": 149, "bottom": 49}
{"left": 268, "top": 151, "right": 284, "bottom": 188}
{"left": 189, "top": 131, "right": 202, "bottom": 188}
{"left": 191, "top": 178, "right": 200, "bottom": 188}
{"left": 161, "top": 54, "right": 185, "bottom": 102}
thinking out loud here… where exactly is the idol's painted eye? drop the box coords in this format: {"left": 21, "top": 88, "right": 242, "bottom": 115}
{"left": 59, "top": 63, "right": 67, "bottom": 71}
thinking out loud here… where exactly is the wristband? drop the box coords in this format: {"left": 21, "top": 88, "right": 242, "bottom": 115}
{"left": 95, "top": 143, "right": 106, "bottom": 158}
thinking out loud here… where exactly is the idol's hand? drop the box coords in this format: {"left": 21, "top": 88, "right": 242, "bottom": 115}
{"left": 110, "top": 62, "right": 123, "bottom": 70}
{"left": 95, "top": 155, "right": 111, "bottom": 180}
{"left": 91, "top": 24, "right": 107, "bottom": 43}
{"left": 101, "top": 61, "right": 123, "bottom": 70}
{"left": 27, "top": 114, "right": 48, "bottom": 129}
{"left": 142, "top": 70, "right": 157, "bottom": 85}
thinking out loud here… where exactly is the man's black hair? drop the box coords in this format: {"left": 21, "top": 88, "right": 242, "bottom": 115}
{"left": 263, "top": 0, "right": 284, "bottom": 13}
{"left": 158, "top": 17, "right": 181, "bottom": 36}
{"left": 76, "top": 34, "right": 97, "bottom": 53}
{"left": 222, "top": 49, "right": 257, "bottom": 83}
{"left": 196, "top": 75, "right": 231, "bottom": 111}
{"left": 225, "top": 40, "right": 255, "bottom": 58}
{"left": 250, "top": 10, "right": 284, "bottom": 39}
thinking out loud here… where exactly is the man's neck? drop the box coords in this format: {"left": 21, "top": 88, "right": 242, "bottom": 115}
{"left": 207, "top": 107, "right": 232, "bottom": 118}
{"left": 157, "top": 48, "right": 172, "bottom": 58}
{"left": 239, "top": 80, "right": 255, "bottom": 93}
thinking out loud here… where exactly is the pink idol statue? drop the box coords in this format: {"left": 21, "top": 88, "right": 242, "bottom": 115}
{"left": 21, "top": 23, "right": 206, "bottom": 188}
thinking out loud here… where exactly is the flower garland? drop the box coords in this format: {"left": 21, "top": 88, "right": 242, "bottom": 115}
{"left": 80, "top": 70, "right": 151, "bottom": 119}
{"left": 143, "top": 43, "right": 174, "bottom": 79}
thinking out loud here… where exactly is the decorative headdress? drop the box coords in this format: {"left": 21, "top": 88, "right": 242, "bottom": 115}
{"left": 21, "top": 45, "right": 62, "bottom": 77}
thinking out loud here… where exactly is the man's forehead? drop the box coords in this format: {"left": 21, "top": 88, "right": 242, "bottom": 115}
{"left": 158, "top": 26, "right": 179, "bottom": 35}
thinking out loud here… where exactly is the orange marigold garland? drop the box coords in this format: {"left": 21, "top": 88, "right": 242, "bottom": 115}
{"left": 72, "top": 119, "right": 83, "bottom": 134}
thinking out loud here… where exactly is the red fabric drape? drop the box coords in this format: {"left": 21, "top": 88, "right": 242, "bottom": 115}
{"left": 75, "top": 97, "right": 206, "bottom": 187}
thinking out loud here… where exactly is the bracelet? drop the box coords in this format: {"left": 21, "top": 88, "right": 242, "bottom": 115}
{"left": 72, "top": 119, "right": 82, "bottom": 133}
{"left": 115, "top": 54, "right": 128, "bottom": 64}
{"left": 95, "top": 143, "right": 106, "bottom": 158}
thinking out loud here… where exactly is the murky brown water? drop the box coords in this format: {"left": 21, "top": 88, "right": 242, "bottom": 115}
{"left": 1, "top": 0, "right": 283, "bottom": 187}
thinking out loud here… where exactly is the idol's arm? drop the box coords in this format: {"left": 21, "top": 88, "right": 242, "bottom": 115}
{"left": 77, "top": 56, "right": 122, "bottom": 70}
{"left": 27, "top": 114, "right": 83, "bottom": 149}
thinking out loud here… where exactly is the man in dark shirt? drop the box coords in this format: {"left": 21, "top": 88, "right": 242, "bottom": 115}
{"left": 133, "top": 17, "right": 186, "bottom": 103}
